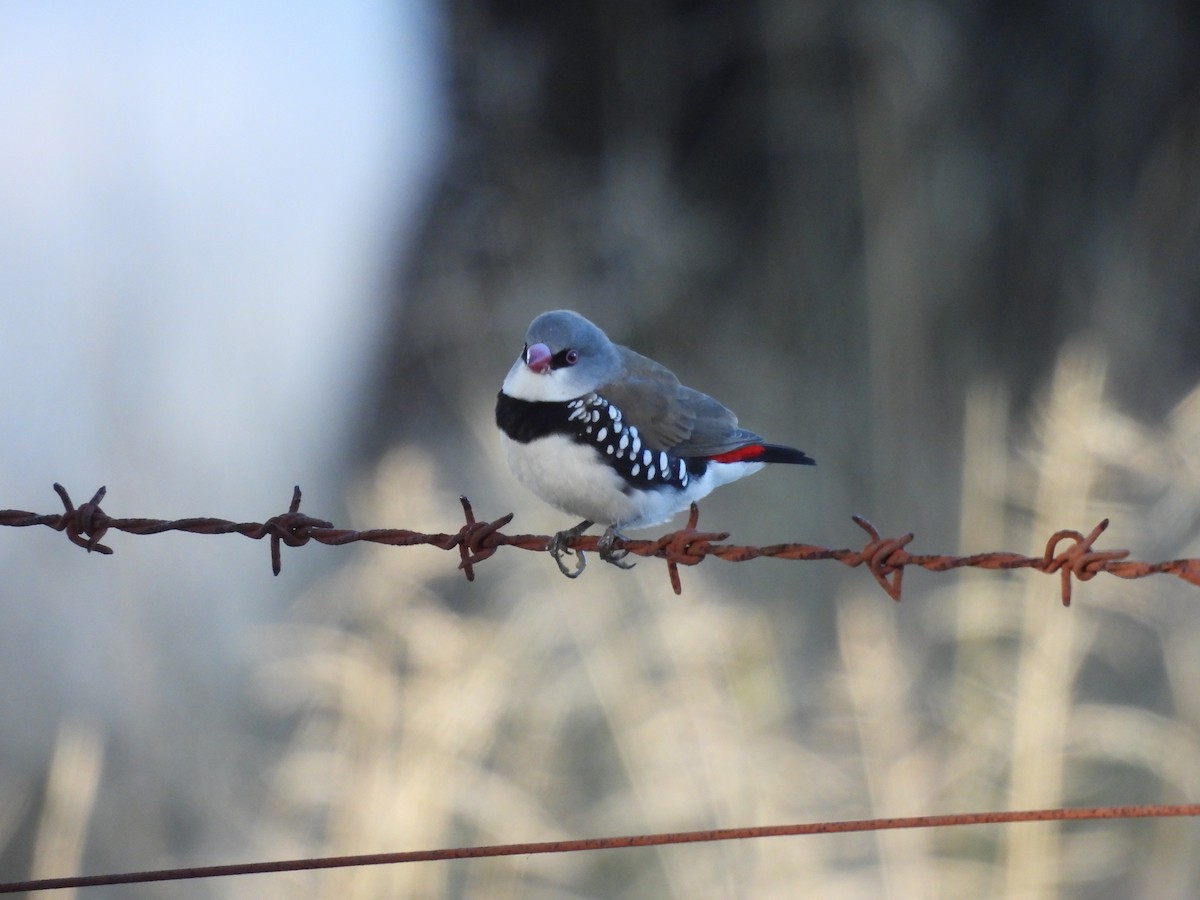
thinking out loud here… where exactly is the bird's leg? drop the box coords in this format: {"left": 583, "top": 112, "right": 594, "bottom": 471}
{"left": 548, "top": 519, "right": 593, "bottom": 578}
{"left": 597, "top": 526, "right": 636, "bottom": 570}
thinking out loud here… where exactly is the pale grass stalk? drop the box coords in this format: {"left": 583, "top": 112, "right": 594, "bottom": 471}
{"left": 28, "top": 717, "right": 104, "bottom": 897}
{"left": 839, "top": 594, "right": 936, "bottom": 898}
{"left": 1000, "top": 346, "right": 1107, "bottom": 897}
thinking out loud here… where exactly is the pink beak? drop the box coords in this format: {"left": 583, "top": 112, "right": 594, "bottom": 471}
{"left": 524, "top": 342, "right": 552, "bottom": 374}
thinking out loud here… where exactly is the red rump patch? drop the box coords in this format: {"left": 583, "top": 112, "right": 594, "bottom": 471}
{"left": 710, "top": 444, "right": 765, "bottom": 464}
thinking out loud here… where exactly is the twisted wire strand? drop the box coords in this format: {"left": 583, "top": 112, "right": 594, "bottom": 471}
{"left": 5, "top": 483, "right": 1199, "bottom": 601}
{"left": 1, "top": 804, "right": 1196, "bottom": 895}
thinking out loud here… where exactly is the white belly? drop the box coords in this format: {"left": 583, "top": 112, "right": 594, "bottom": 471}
{"left": 500, "top": 433, "right": 764, "bottom": 529}
{"left": 502, "top": 433, "right": 639, "bottom": 525}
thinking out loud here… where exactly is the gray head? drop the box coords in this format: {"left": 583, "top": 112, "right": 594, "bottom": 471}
{"left": 502, "top": 310, "right": 623, "bottom": 402}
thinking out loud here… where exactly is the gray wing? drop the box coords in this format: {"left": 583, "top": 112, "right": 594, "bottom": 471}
{"left": 597, "top": 347, "right": 762, "bottom": 457}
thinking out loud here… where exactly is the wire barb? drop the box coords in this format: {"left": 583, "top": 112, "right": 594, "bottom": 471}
{"left": 52, "top": 483, "right": 114, "bottom": 554}
{"left": 850, "top": 515, "right": 914, "bottom": 602}
{"left": 4, "top": 483, "right": 1200, "bottom": 602}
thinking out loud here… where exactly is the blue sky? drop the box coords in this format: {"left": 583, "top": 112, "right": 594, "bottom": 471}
{"left": 0, "top": 1, "right": 443, "bottom": 510}
{"left": 0, "top": 1, "right": 444, "bottom": 759}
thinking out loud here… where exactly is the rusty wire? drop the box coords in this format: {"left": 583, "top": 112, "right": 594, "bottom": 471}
{"left": 4, "top": 483, "right": 1200, "bottom": 602}
{"left": 1, "top": 803, "right": 1197, "bottom": 894}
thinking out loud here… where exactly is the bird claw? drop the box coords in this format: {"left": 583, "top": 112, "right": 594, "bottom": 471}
{"left": 546, "top": 522, "right": 634, "bottom": 576}
{"left": 597, "top": 527, "right": 636, "bottom": 570}
{"left": 548, "top": 534, "right": 586, "bottom": 578}
{"left": 548, "top": 520, "right": 593, "bottom": 578}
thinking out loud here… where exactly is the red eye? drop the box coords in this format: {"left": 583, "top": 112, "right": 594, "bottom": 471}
{"left": 564, "top": 349, "right": 580, "bottom": 365}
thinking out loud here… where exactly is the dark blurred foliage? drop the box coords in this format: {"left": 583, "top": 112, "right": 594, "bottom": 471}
{"left": 365, "top": 0, "right": 1200, "bottom": 475}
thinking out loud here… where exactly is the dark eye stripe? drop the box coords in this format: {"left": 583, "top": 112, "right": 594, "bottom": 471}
{"left": 551, "top": 348, "right": 579, "bottom": 368}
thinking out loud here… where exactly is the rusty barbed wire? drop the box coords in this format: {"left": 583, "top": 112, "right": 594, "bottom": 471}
{"left": 4, "top": 483, "right": 1200, "bottom": 602}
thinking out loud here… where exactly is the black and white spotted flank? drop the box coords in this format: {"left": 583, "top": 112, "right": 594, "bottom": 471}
{"left": 563, "top": 394, "right": 699, "bottom": 489}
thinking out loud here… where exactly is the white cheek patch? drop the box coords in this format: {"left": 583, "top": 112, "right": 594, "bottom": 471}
{"left": 502, "top": 358, "right": 594, "bottom": 402}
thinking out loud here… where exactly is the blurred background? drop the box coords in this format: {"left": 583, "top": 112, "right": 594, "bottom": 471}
{"left": 3, "top": 0, "right": 1200, "bottom": 897}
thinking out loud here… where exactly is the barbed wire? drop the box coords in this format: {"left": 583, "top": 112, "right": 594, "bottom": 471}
{"left": 4, "top": 483, "right": 1200, "bottom": 602}
{"left": 1, "top": 803, "right": 1196, "bottom": 894}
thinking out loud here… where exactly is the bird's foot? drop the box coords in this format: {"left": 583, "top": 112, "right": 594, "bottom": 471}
{"left": 548, "top": 520, "right": 593, "bottom": 578}
{"left": 597, "top": 526, "right": 636, "bottom": 570}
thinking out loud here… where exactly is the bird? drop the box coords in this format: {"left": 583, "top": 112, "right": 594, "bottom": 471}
{"left": 495, "top": 310, "right": 815, "bottom": 576}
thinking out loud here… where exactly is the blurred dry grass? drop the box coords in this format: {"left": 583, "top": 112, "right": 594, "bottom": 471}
{"left": 241, "top": 343, "right": 1200, "bottom": 899}
{"left": 7, "top": 352, "right": 1200, "bottom": 898}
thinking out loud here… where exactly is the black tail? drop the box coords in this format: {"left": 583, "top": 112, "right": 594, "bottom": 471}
{"left": 759, "top": 443, "right": 816, "bottom": 465}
